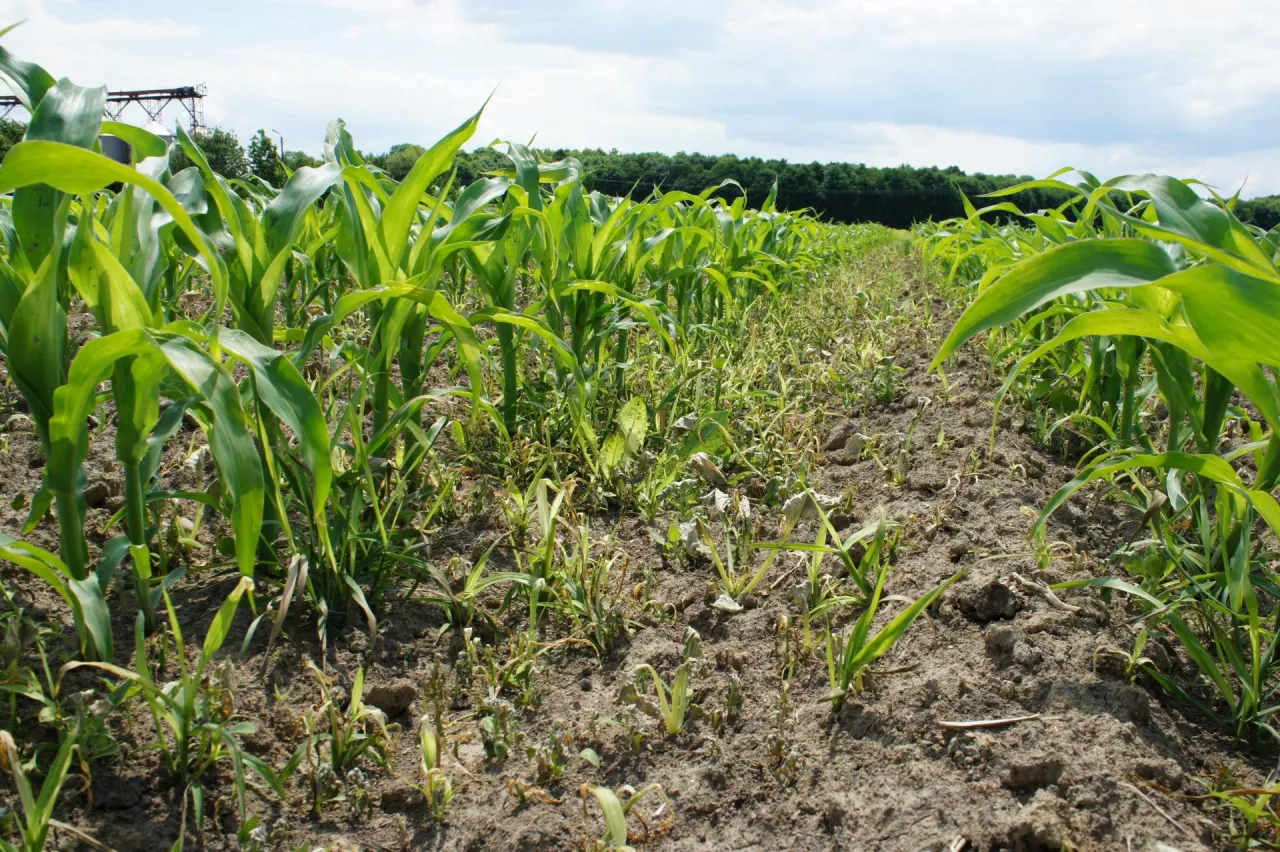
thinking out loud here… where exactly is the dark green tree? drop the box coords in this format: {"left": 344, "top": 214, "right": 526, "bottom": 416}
{"left": 0, "top": 118, "right": 25, "bottom": 161}
{"left": 283, "top": 149, "right": 321, "bottom": 171}
{"left": 384, "top": 143, "right": 426, "bottom": 181}
{"left": 247, "top": 129, "right": 286, "bottom": 187}
{"left": 169, "top": 126, "right": 249, "bottom": 180}
{"left": 1237, "top": 195, "right": 1280, "bottom": 231}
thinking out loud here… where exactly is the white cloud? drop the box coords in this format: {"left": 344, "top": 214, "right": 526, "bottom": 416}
{"left": 0, "top": 0, "right": 1275, "bottom": 194}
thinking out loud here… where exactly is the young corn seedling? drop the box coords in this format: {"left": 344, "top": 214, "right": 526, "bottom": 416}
{"left": 414, "top": 725, "right": 454, "bottom": 821}
{"left": 825, "top": 565, "right": 964, "bottom": 709}
{"left": 1203, "top": 769, "right": 1280, "bottom": 848}
{"left": 891, "top": 396, "right": 931, "bottom": 485}
{"left": 619, "top": 628, "right": 701, "bottom": 736}
{"left": 59, "top": 577, "right": 285, "bottom": 840}
{"left": 695, "top": 515, "right": 797, "bottom": 604}
{"left": 580, "top": 783, "right": 670, "bottom": 852}
{"left": 408, "top": 548, "right": 526, "bottom": 649}
{"left": 556, "top": 523, "right": 630, "bottom": 654}
{"left": 296, "top": 662, "right": 397, "bottom": 816}
{"left": 0, "top": 722, "right": 109, "bottom": 852}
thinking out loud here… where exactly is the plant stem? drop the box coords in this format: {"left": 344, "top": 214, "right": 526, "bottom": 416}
{"left": 122, "top": 457, "right": 155, "bottom": 631}
{"left": 497, "top": 323, "right": 518, "bottom": 435}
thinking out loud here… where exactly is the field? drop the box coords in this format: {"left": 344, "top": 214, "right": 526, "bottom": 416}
{"left": 3, "top": 42, "right": 1280, "bottom": 852}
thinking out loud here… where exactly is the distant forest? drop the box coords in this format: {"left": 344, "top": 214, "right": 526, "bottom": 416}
{"left": 3, "top": 117, "right": 1274, "bottom": 230}
{"left": 451, "top": 147, "right": 1280, "bottom": 231}
{"left": 451, "top": 147, "right": 1065, "bottom": 229}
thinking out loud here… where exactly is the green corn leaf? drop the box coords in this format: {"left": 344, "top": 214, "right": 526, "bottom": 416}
{"left": 0, "top": 140, "right": 227, "bottom": 306}
{"left": 1033, "top": 451, "right": 1278, "bottom": 540}
{"left": 932, "top": 238, "right": 1178, "bottom": 368}
{"left": 216, "top": 327, "right": 332, "bottom": 517}
{"left": 585, "top": 785, "right": 630, "bottom": 848}
{"left": 68, "top": 222, "right": 157, "bottom": 332}
{"left": 0, "top": 40, "right": 55, "bottom": 109}
{"left": 157, "top": 336, "right": 264, "bottom": 577}
{"left": 100, "top": 120, "right": 168, "bottom": 162}
{"left": 1166, "top": 612, "right": 1237, "bottom": 716}
{"left": 199, "top": 576, "right": 253, "bottom": 673}
{"left": 29, "top": 728, "right": 77, "bottom": 849}
{"left": 263, "top": 163, "right": 344, "bottom": 258}
{"left": 52, "top": 327, "right": 262, "bottom": 582}
{"left": 7, "top": 253, "right": 64, "bottom": 446}
{"left": 14, "top": 79, "right": 105, "bottom": 271}
{"left": 0, "top": 534, "right": 112, "bottom": 660}
{"left": 997, "top": 306, "right": 1280, "bottom": 428}
{"left": 1050, "top": 576, "right": 1166, "bottom": 611}
{"left": 1103, "top": 174, "right": 1275, "bottom": 275}
{"left": 1157, "top": 264, "right": 1280, "bottom": 370}
{"left": 294, "top": 283, "right": 486, "bottom": 418}
{"left": 843, "top": 569, "right": 963, "bottom": 690}
{"left": 66, "top": 576, "right": 115, "bottom": 663}
{"left": 381, "top": 103, "right": 486, "bottom": 269}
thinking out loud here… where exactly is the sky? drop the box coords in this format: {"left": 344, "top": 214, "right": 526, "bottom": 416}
{"left": 1, "top": 0, "right": 1277, "bottom": 195}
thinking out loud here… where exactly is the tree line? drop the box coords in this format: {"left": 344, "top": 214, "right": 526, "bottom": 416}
{"left": 0, "top": 117, "right": 1274, "bottom": 230}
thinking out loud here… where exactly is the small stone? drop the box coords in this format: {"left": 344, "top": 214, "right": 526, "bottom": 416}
{"left": 93, "top": 775, "right": 143, "bottom": 810}
{"left": 985, "top": 625, "right": 1020, "bottom": 656}
{"left": 702, "top": 765, "right": 728, "bottom": 790}
{"left": 1133, "top": 757, "right": 1183, "bottom": 790}
{"left": 1106, "top": 682, "right": 1150, "bottom": 725}
{"left": 1003, "top": 756, "right": 1064, "bottom": 791}
{"left": 1051, "top": 502, "right": 1080, "bottom": 526}
{"left": 918, "top": 678, "right": 940, "bottom": 708}
{"left": 954, "top": 578, "right": 1021, "bottom": 623}
{"left": 907, "top": 474, "right": 944, "bottom": 494}
{"left": 348, "top": 631, "right": 372, "bottom": 656}
{"left": 948, "top": 536, "right": 971, "bottom": 562}
{"left": 1012, "top": 641, "right": 1043, "bottom": 669}
{"left": 1145, "top": 641, "right": 1171, "bottom": 673}
{"left": 821, "top": 799, "right": 846, "bottom": 831}
{"left": 711, "top": 594, "right": 743, "bottom": 613}
{"left": 365, "top": 679, "right": 417, "bottom": 718}
{"left": 84, "top": 480, "right": 111, "bottom": 509}
{"left": 821, "top": 420, "right": 859, "bottom": 452}
{"left": 828, "top": 448, "right": 860, "bottom": 466}
{"left": 827, "top": 510, "right": 857, "bottom": 530}
{"left": 380, "top": 779, "right": 419, "bottom": 812}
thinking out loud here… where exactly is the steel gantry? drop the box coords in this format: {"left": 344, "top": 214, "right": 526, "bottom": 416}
{"left": 0, "top": 84, "right": 205, "bottom": 128}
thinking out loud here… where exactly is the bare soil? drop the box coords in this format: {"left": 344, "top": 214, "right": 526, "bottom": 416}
{"left": 0, "top": 250, "right": 1269, "bottom": 852}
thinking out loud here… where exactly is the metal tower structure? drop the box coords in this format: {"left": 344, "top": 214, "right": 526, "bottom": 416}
{"left": 0, "top": 84, "right": 206, "bottom": 129}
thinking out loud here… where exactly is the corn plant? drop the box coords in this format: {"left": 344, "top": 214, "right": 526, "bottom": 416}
{"left": 825, "top": 566, "right": 963, "bottom": 708}
{"left": 0, "top": 724, "right": 106, "bottom": 852}
{"left": 59, "top": 577, "right": 285, "bottom": 838}
{"left": 555, "top": 523, "right": 629, "bottom": 654}
{"left": 295, "top": 661, "right": 397, "bottom": 817}
{"left": 580, "top": 783, "right": 669, "bottom": 852}
{"left": 619, "top": 629, "right": 702, "bottom": 735}
{"left": 696, "top": 514, "right": 797, "bottom": 602}
{"left": 414, "top": 725, "right": 454, "bottom": 821}
{"left": 929, "top": 168, "right": 1280, "bottom": 743}
{"left": 0, "top": 48, "right": 266, "bottom": 654}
